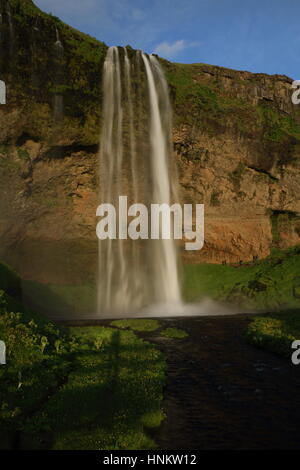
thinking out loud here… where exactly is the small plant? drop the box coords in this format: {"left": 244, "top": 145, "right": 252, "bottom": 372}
{"left": 94, "top": 338, "right": 103, "bottom": 350}
{"left": 17, "top": 371, "right": 23, "bottom": 390}
{"left": 28, "top": 320, "right": 37, "bottom": 329}
{"left": 40, "top": 336, "right": 49, "bottom": 354}
{"left": 160, "top": 328, "right": 189, "bottom": 339}
{"left": 54, "top": 339, "right": 62, "bottom": 354}
{"left": 69, "top": 337, "right": 79, "bottom": 353}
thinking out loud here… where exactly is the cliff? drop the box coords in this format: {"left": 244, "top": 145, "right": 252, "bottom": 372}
{"left": 0, "top": 0, "right": 300, "bottom": 290}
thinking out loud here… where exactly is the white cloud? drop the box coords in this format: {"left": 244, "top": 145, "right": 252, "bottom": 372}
{"left": 153, "top": 39, "right": 200, "bottom": 59}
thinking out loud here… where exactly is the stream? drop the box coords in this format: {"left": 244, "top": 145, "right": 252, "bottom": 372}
{"left": 62, "top": 314, "right": 300, "bottom": 450}
{"left": 144, "top": 315, "right": 300, "bottom": 450}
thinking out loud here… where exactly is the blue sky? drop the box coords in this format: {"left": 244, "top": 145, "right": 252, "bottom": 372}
{"left": 34, "top": 0, "right": 299, "bottom": 78}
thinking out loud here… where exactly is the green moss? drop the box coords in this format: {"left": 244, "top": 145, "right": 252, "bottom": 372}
{"left": 160, "top": 328, "right": 189, "bottom": 339}
{"left": 257, "top": 102, "right": 300, "bottom": 143}
{"left": 3, "top": 0, "right": 107, "bottom": 144}
{"left": 246, "top": 310, "right": 300, "bottom": 358}
{"left": 162, "top": 61, "right": 258, "bottom": 131}
{"left": 10, "top": 0, "right": 43, "bottom": 18}
{"left": 229, "top": 162, "right": 245, "bottom": 191}
{"left": 111, "top": 319, "right": 160, "bottom": 332}
{"left": 210, "top": 190, "right": 221, "bottom": 206}
{"left": 270, "top": 211, "right": 300, "bottom": 246}
{"left": 17, "top": 148, "right": 30, "bottom": 160}
{"left": 183, "top": 245, "right": 300, "bottom": 311}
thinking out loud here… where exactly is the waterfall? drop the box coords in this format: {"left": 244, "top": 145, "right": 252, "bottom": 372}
{"left": 55, "top": 26, "right": 63, "bottom": 51}
{"left": 141, "top": 53, "right": 181, "bottom": 305}
{"left": 97, "top": 46, "right": 181, "bottom": 316}
{"left": 53, "top": 27, "right": 64, "bottom": 123}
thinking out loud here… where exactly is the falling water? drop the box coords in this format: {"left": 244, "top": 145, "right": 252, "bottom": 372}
{"left": 97, "top": 47, "right": 181, "bottom": 316}
{"left": 53, "top": 27, "right": 64, "bottom": 123}
{"left": 55, "top": 26, "right": 63, "bottom": 51}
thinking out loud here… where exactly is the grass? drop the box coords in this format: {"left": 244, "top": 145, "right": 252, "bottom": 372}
{"left": 110, "top": 319, "right": 160, "bottom": 332}
{"left": 0, "top": 260, "right": 166, "bottom": 450}
{"left": 162, "top": 60, "right": 300, "bottom": 146}
{"left": 23, "top": 326, "right": 166, "bottom": 450}
{"left": 0, "top": 291, "right": 72, "bottom": 449}
{"left": 246, "top": 310, "right": 300, "bottom": 358}
{"left": 160, "top": 328, "right": 189, "bottom": 339}
{"left": 183, "top": 245, "right": 300, "bottom": 311}
{"left": 257, "top": 102, "right": 300, "bottom": 143}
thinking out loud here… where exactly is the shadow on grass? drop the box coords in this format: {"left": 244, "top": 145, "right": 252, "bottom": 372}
{"left": 22, "top": 328, "right": 165, "bottom": 450}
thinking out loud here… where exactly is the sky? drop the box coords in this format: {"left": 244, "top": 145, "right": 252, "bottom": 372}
{"left": 34, "top": 0, "right": 300, "bottom": 78}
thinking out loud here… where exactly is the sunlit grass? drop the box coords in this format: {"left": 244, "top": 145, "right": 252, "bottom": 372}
{"left": 183, "top": 245, "right": 300, "bottom": 310}
{"left": 160, "top": 328, "right": 189, "bottom": 339}
{"left": 110, "top": 319, "right": 160, "bottom": 332}
{"left": 246, "top": 310, "right": 300, "bottom": 358}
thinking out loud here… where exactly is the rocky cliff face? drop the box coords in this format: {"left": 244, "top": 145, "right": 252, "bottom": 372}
{"left": 0, "top": 0, "right": 300, "bottom": 291}
{"left": 164, "top": 62, "right": 300, "bottom": 263}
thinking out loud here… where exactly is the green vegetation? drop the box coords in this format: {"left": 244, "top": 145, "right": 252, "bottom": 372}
{"left": 257, "top": 102, "right": 300, "bottom": 143}
{"left": 210, "top": 190, "right": 222, "bottom": 207}
{"left": 163, "top": 62, "right": 254, "bottom": 129}
{"left": 270, "top": 211, "right": 300, "bottom": 247}
{"left": 0, "top": 261, "right": 166, "bottom": 450}
{"left": 183, "top": 245, "right": 300, "bottom": 311}
{"left": 24, "top": 326, "right": 165, "bottom": 449}
{"left": 160, "top": 328, "right": 189, "bottom": 339}
{"left": 246, "top": 310, "right": 300, "bottom": 358}
{"left": 161, "top": 60, "right": 300, "bottom": 148}
{"left": 4, "top": 0, "right": 300, "bottom": 151}
{"left": 0, "top": 263, "right": 20, "bottom": 298}
{"left": 22, "top": 280, "right": 96, "bottom": 317}
{"left": 111, "top": 319, "right": 160, "bottom": 332}
{"left": 4, "top": 0, "right": 107, "bottom": 144}
{"left": 0, "top": 290, "right": 72, "bottom": 449}
{"left": 229, "top": 162, "right": 246, "bottom": 191}
{"left": 17, "top": 148, "right": 30, "bottom": 160}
